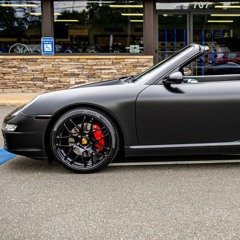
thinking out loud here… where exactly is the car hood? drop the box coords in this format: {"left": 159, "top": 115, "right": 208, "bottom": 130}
{"left": 22, "top": 82, "right": 147, "bottom": 116}
{"left": 70, "top": 77, "right": 129, "bottom": 89}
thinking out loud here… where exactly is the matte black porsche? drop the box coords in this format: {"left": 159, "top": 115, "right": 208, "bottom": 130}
{"left": 3, "top": 43, "right": 240, "bottom": 173}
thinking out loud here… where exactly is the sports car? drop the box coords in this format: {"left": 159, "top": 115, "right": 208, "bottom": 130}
{"left": 3, "top": 43, "right": 240, "bottom": 173}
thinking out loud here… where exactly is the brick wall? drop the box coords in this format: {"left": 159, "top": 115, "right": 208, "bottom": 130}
{"left": 0, "top": 55, "right": 153, "bottom": 93}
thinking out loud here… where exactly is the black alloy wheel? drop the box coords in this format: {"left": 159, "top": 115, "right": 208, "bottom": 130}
{"left": 50, "top": 108, "right": 119, "bottom": 173}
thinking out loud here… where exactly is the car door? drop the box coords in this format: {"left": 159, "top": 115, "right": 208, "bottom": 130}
{"left": 136, "top": 80, "right": 240, "bottom": 146}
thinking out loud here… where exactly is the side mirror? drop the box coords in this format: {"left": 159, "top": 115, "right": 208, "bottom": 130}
{"left": 164, "top": 71, "right": 183, "bottom": 84}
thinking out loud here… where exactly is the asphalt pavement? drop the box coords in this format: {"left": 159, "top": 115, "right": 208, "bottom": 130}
{"left": 1, "top": 106, "right": 240, "bottom": 240}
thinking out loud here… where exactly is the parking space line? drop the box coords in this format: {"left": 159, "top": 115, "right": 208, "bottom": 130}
{"left": 0, "top": 148, "right": 16, "bottom": 164}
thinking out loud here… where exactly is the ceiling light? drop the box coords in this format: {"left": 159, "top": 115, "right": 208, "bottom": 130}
{"left": 0, "top": 4, "right": 38, "bottom": 7}
{"left": 109, "top": 5, "right": 143, "bottom": 8}
{"left": 87, "top": 1, "right": 115, "bottom": 3}
{"left": 130, "top": 20, "right": 144, "bottom": 22}
{"left": 54, "top": 19, "right": 79, "bottom": 22}
{"left": 121, "top": 13, "right": 143, "bottom": 16}
{"left": 30, "top": 13, "right": 62, "bottom": 16}
{"left": 215, "top": 5, "right": 240, "bottom": 9}
{"left": 30, "top": 13, "right": 41, "bottom": 16}
{"left": 208, "top": 20, "right": 233, "bottom": 23}
{"left": 211, "top": 14, "right": 240, "bottom": 16}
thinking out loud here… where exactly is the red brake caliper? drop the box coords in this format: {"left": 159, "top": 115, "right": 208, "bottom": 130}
{"left": 92, "top": 124, "right": 105, "bottom": 151}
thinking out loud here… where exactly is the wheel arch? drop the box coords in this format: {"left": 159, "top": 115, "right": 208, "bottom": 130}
{"left": 44, "top": 103, "right": 125, "bottom": 161}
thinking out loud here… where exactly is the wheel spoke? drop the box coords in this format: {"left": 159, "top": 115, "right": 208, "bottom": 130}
{"left": 70, "top": 154, "right": 79, "bottom": 164}
{"left": 70, "top": 119, "right": 81, "bottom": 132}
{"left": 57, "top": 135, "right": 72, "bottom": 139}
{"left": 93, "top": 151, "right": 107, "bottom": 157}
{"left": 92, "top": 126, "right": 106, "bottom": 133}
{"left": 91, "top": 153, "right": 94, "bottom": 166}
{"left": 92, "top": 133, "right": 109, "bottom": 142}
{"left": 56, "top": 144, "right": 73, "bottom": 148}
{"left": 81, "top": 151, "right": 88, "bottom": 167}
{"left": 64, "top": 123, "right": 74, "bottom": 136}
{"left": 94, "top": 142, "right": 110, "bottom": 151}
{"left": 64, "top": 147, "right": 73, "bottom": 159}
{"left": 88, "top": 118, "right": 94, "bottom": 133}
{"left": 80, "top": 116, "right": 86, "bottom": 133}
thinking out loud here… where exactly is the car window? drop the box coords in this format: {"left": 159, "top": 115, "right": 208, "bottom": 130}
{"left": 181, "top": 48, "right": 240, "bottom": 76}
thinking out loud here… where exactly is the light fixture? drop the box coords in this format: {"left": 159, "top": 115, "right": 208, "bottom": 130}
{"left": 87, "top": 1, "right": 115, "bottom": 4}
{"left": 0, "top": 4, "right": 38, "bottom": 7}
{"left": 130, "top": 20, "right": 144, "bottom": 22}
{"left": 121, "top": 13, "right": 143, "bottom": 16}
{"left": 109, "top": 5, "right": 143, "bottom": 8}
{"left": 30, "top": 13, "right": 41, "bottom": 16}
{"left": 87, "top": 1, "right": 114, "bottom": 2}
{"left": 211, "top": 14, "right": 240, "bottom": 17}
{"left": 30, "top": 13, "right": 62, "bottom": 16}
{"left": 215, "top": 5, "right": 240, "bottom": 9}
{"left": 208, "top": 20, "right": 233, "bottom": 23}
{"left": 54, "top": 19, "right": 79, "bottom": 22}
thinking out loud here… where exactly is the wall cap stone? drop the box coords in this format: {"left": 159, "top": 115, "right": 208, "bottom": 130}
{"left": 0, "top": 55, "right": 154, "bottom": 59}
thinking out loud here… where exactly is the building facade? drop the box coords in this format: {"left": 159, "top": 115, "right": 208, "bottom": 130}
{"left": 0, "top": 0, "right": 240, "bottom": 92}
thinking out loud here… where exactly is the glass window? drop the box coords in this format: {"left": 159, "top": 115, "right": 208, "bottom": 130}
{"left": 53, "top": 0, "right": 144, "bottom": 54}
{"left": 182, "top": 51, "right": 240, "bottom": 77}
{"left": 0, "top": 0, "right": 41, "bottom": 54}
{"left": 156, "top": 1, "right": 240, "bottom": 11}
{"left": 192, "top": 14, "right": 240, "bottom": 75}
{"left": 158, "top": 14, "right": 187, "bottom": 62}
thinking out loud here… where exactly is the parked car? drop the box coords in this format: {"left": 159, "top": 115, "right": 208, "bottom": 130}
{"left": 206, "top": 62, "right": 240, "bottom": 75}
{"left": 84, "top": 44, "right": 102, "bottom": 53}
{"left": 218, "top": 52, "right": 240, "bottom": 65}
{"left": 3, "top": 43, "right": 240, "bottom": 173}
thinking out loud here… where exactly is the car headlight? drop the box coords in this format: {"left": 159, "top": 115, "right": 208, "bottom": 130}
{"left": 2, "top": 123, "right": 17, "bottom": 132}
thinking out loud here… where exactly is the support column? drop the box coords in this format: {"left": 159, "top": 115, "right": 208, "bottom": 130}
{"left": 41, "top": 0, "right": 54, "bottom": 37}
{"left": 144, "top": 0, "right": 155, "bottom": 56}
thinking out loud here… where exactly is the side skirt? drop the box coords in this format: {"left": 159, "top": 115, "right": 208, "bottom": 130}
{"left": 124, "top": 142, "right": 240, "bottom": 157}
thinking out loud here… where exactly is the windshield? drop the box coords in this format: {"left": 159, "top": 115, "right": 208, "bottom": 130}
{"left": 133, "top": 45, "right": 195, "bottom": 84}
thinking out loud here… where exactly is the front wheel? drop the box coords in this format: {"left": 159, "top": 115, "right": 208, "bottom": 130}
{"left": 50, "top": 108, "right": 119, "bottom": 173}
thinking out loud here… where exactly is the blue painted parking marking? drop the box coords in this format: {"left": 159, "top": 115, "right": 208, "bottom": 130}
{"left": 0, "top": 148, "right": 16, "bottom": 164}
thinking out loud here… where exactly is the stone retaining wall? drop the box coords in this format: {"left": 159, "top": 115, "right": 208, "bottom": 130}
{"left": 0, "top": 55, "right": 153, "bottom": 93}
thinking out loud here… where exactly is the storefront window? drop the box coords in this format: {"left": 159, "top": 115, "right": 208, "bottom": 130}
{"left": 192, "top": 13, "right": 240, "bottom": 75}
{"left": 54, "top": 0, "right": 144, "bottom": 54}
{"left": 0, "top": 0, "right": 41, "bottom": 54}
{"left": 157, "top": 1, "right": 240, "bottom": 11}
{"left": 158, "top": 14, "right": 187, "bottom": 61}
{"left": 157, "top": 0, "right": 240, "bottom": 71}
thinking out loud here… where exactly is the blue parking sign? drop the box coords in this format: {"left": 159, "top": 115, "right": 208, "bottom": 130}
{"left": 41, "top": 37, "right": 54, "bottom": 56}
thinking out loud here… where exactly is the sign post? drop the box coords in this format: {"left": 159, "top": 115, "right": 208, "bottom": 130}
{"left": 41, "top": 37, "right": 54, "bottom": 56}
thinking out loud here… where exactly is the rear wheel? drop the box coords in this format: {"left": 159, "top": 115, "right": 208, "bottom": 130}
{"left": 50, "top": 108, "right": 119, "bottom": 173}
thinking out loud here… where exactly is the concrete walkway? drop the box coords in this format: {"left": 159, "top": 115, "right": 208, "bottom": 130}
{"left": 0, "top": 93, "right": 40, "bottom": 106}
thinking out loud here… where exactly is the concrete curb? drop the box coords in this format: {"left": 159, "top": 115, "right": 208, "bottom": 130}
{"left": 0, "top": 93, "right": 40, "bottom": 107}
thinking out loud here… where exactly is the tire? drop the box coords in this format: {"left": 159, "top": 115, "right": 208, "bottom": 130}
{"left": 50, "top": 108, "right": 119, "bottom": 173}
{"left": 8, "top": 43, "right": 32, "bottom": 53}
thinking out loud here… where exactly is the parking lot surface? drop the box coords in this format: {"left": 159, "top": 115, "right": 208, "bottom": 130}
{"left": 1, "top": 106, "right": 240, "bottom": 240}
